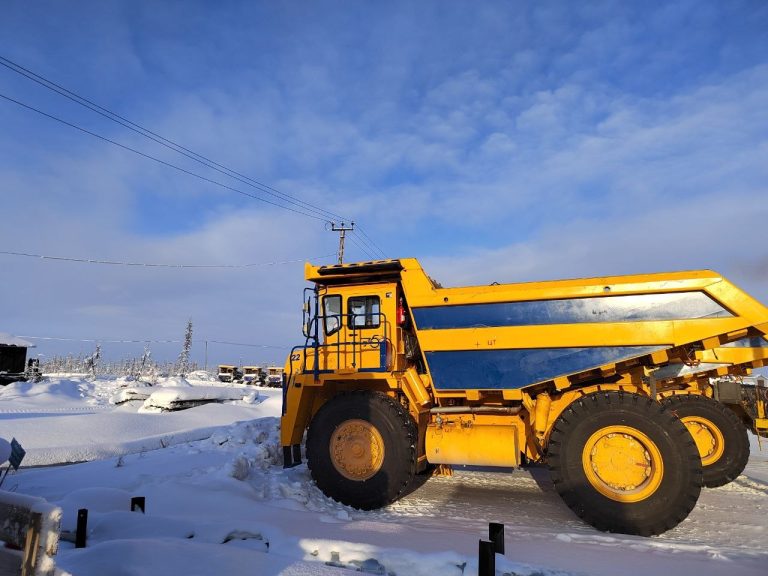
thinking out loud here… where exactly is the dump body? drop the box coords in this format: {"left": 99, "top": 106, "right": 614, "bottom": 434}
{"left": 399, "top": 259, "right": 767, "bottom": 394}
{"left": 281, "top": 258, "right": 768, "bottom": 535}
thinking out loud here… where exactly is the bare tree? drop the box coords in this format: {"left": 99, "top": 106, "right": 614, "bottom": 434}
{"left": 83, "top": 344, "right": 101, "bottom": 378}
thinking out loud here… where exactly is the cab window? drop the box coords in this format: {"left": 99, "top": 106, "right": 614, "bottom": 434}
{"left": 348, "top": 296, "right": 381, "bottom": 329}
{"left": 323, "top": 295, "right": 342, "bottom": 336}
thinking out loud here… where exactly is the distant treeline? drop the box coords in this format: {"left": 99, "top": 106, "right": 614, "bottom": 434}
{"left": 39, "top": 349, "right": 201, "bottom": 381}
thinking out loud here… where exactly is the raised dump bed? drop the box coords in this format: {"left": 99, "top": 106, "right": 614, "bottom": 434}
{"left": 280, "top": 259, "right": 768, "bottom": 535}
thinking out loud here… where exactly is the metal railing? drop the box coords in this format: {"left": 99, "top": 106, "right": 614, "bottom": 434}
{"left": 282, "top": 291, "right": 393, "bottom": 416}
{"left": 293, "top": 290, "right": 392, "bottom": 377}
{"left": 301, "top": 311, "right": 390, "bottom": 375}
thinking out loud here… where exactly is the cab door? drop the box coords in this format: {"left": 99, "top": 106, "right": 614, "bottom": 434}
{"left": 319, "top": 283, "right": 396, "bottom": 372}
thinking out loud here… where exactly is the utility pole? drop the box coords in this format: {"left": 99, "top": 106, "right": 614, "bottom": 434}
{"left": 331, "top": 221, "right": 354, "bottom": 264}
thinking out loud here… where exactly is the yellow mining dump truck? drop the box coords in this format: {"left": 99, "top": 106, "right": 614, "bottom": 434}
{"left": 280, "top": 259, "right": 768, "bottom": 535}
{"left": 242, "top": 366, "right": 264, "bottom": 385}
{"left": 217, "top": 364, "right": 242, "bottom": 383}
{"left": 266, "top": 366, "right": 284, "bottom": 387}
{"left": 654, "top": 338, "right": 768, "bottom": 438}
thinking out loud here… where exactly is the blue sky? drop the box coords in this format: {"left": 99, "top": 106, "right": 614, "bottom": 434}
{"left": 1, "top": 1, "right": 767, "bottom": 365}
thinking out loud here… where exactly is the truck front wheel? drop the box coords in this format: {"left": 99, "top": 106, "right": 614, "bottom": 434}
{"left": 306, "top": 391, "right": 416, "bottom": 510}
{"left": 547, "top": 391, "right": 702, "bottom": 536}
{"left": 661, "top": 394, "right": 749, "bottom": 487}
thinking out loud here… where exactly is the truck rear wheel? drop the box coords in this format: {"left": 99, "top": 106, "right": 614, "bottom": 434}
{"left": 306, "top": 391, "right": 416, "bottom": 510}
{"left": 661, "top": 394, "right": 749, "bottom": 487}
{"left": 547, "top": 391, "right": 702, "bottom": 536}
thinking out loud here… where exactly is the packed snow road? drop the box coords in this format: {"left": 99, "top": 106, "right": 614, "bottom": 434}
{"left": 1, "top": 377, "right": 767, "bottom": 575}
{"left": 377, "top": 453, "right": 768, "bottom": 575}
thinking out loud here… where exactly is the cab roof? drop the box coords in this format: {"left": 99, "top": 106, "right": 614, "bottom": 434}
{"left": 305, "top": 259, "right": 406, "bottom": 284}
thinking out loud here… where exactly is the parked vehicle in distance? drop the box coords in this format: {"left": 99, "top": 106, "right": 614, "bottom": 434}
{"left": 266, "top": 366, "right": 283, "bottom": 387}
{"left": 242, "top": 366, "right": 264, "bottom": 385}
{"left": 0, "top": 333, "right": 33, "bottom": 385}
{"left": 217, "top": 364, "right": 242, "bottom": 383}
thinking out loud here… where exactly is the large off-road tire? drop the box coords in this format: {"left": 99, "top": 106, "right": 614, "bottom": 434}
{"left": 661, "top": 394, "right": 749, "bottom": 487}
{"left": 306, "top": 391, "right": 417, "bottom": 510}
{"left": 547, "top": 391, "right": 702, "bottom": 536}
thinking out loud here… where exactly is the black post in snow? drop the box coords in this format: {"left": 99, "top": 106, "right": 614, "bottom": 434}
{"left": 131, "top": 496, "right": 145, "bottom": 514}
{"left": 489, "top": 522, "right": 505, "bottom": 554}
{"left": 478, "top": 539, "right": 495, "bottom": 576}
{"left": 75, "top": 508, "right": 88, "bottom": 548}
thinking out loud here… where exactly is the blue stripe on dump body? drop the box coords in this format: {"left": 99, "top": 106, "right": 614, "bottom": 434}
{"left": 425, "top": 346, "right": 668, "bottom": 390}
{"left": 412, "top": 292, "right": 730, "bottom": 330}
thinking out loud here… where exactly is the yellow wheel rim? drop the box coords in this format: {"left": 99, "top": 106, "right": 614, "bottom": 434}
{"left": 681, "top": 416, "right": 724, "bottom": 466}
{"left": 329, "top": 419, "right": 385, "bottom": 481}
{"left": 582, "top": 425, "right": 664, "bottom": 503}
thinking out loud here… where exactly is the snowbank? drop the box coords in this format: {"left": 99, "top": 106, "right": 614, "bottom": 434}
{"left": 1, "top": 377, "right": 767, "bottom": 575}
{"left": 140, "top": 385, "right": 253, "bottom": 412}
{"left": 0, "top": 377, "right": 280, "bottom": 465}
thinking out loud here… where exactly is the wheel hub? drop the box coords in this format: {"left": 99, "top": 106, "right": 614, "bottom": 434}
{"left": 582, "top": 425, "right": 664, "bottom": 503}
{"left": 330, "top": 419, "right": 385, "bottom": 481}
{"left": 681, "top": 416, "right": 725, "bottom": 466}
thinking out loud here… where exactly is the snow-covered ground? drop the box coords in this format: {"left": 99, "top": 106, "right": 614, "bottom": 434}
{"left": 1, "top": 376, "right": 767, "bottom": 576}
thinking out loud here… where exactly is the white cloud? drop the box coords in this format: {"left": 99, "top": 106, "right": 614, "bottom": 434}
{"left": 424, "top": 188, "right": 768, "bottom": 301}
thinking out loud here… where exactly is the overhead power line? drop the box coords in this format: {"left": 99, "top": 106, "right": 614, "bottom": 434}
{"left": 207, "top": 340, "right": 289, "bottom": 350}
{"left": 1, "top": 55, "right": 389, "bottom": 256}
{"left": 20, "top": 335, "right": 183, "bottom": 344}
{"left": 346, "top": 232, "right": 377, "bottom": 260}
{"left": 0, "top": 91, "right": 334, "bottom": 221}
{"left": 355, "top": 225, "right": 387, "bottom": 259}
{"left": 0, "top": 55, "right": 348, "bottom": 224}
{"left": 0, "top": 250, "right": 335, "bottom": 268}
{"left": 350, "top": 229, "right": 386, "bottom": 260}
{"left": 20, "top": 335, "right": 290, "bottom": 349}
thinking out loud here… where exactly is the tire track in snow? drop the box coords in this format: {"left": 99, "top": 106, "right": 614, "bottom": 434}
{"left": 366, "top": 466, "right": 768, "bottom": 564}
{"left": 0, "top": 406, "right": 111, "bottom": 414}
